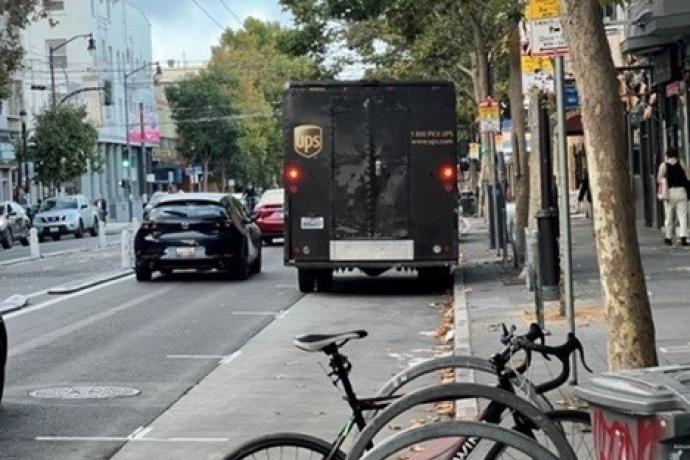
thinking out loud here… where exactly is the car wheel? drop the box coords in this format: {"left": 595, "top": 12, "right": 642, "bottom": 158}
{"left": 160, "top": 269, "right": 173, "bottom": 277}
{"left": 0, "top": 231, "right": 10, "bottom": 249}
{"left": 250, "top": 244, "right": 262, "bottom": 274}
{"left": 315, "top": 269, "right": 333, "bottom": 292}
{"left": 136, "top": 264, "right": 152, "bottom": 282}
{"left": 74, "top": 220, "right": 85, "bottom": 239}
{"left": 19, "top": 236, "right": 30, "bottom": 247}
{"left": 298, "top": 269, "right": 317, "bottom": 293}
{"left": 51, "top": 234, "right": 61, "bottom": 241}
{"left": 38, "top": 234, "right": 46, "bottom": 243}
{"left": 89, "top": 218, "right": 99, "bottom": 237}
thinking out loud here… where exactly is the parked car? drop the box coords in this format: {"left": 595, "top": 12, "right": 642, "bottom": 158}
{"left": 134, "top": 193, "right": 262, "bottom": 281}
{"left": 0, "top": 201, "right": 31, "bottom": 249}
{"left": 254, "top": 188, "right": 284, "bottom": 245}
{"left": 33, "top": 195, "right": 100, "bottom": 242}
{"left": 143, "top": 191, "right": 170, "bottom": 220}
{"left": 0, "top": 314, "right": 5, "bottom": 404}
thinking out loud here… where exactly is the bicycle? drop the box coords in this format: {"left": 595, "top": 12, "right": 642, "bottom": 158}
{"left": 224, "top": 326, "right": 591, "bottom": 460}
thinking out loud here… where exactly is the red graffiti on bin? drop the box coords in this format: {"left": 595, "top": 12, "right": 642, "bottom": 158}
{"left": 593, "top": 408, "right": 665, "bottom": 460}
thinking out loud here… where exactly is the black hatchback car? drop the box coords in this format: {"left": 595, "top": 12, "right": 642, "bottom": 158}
{"left": 134, "top": 193, "right": 262, "bottom": 281}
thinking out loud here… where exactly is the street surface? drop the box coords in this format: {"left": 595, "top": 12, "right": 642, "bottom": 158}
{"left": 0, "top": 245, "right": 445, "bottom": 460}
{"left": 0, "top": 246, "right": 301, "bottom": 459}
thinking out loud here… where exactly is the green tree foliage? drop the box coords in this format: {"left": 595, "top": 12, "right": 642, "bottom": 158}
{"left": 164, "top": 68, "right": 241, "bottom": 190}
{"left": 0, "top": 0, "right": 42, "bottom": 96}
{"left": 208, "top": 18, "right": 326, "bottom": 186}
{"left": 29, "top": 105, "right": 99, "bottom": 184}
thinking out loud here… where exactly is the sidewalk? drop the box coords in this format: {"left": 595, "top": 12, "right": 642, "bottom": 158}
{"left": 459, "top": 214, "right": 690, "bottom": 405}
{"left": 111, "top": 276, "right": 450, "bottom": 460}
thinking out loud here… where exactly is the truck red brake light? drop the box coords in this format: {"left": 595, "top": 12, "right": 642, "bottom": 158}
{"left": 440, "top": 165, "right": 455, "bottom": 181}
{"left": 439, "top": 164, "right": 457, "bottom": 192}
{"left": 286, "top": 165, "right": 301, "bottom": 182}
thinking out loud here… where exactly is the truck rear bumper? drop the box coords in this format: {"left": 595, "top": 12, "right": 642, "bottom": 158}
{"left": 286, "top": 260, "right": 456, "bottom": 269}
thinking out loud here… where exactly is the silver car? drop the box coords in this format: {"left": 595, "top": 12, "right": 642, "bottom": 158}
{"left": 0, "top": 201, "right": 31, "bottom": 249}
{"left": 33, "top": 195, "right": 100, "bottom": 242}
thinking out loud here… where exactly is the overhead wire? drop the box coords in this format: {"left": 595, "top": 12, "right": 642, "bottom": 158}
{"left": 218, "top": 0, "right": 244, "bottom": 27}
{"left": 189, "top": 0, "right": 226, "bottom": 30}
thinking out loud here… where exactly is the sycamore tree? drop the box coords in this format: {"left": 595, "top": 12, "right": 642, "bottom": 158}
{"left": 165, "top": 68, "right": 241, "bottom": 192}
{"left": 0, "top": 0, "right": 42, "bottom": 96}
{"left": 559, "top": 0, "right": 657, "bottom": 370}
{"left": 209, "top": 18, "right": 326, "bottom": 186}
{"left": 30, "top": 105, "right": 99, "bottom": 185}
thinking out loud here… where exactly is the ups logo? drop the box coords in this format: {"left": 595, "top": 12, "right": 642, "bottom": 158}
{"left": 294, "top": 124, "right": 323, "bottom": 158}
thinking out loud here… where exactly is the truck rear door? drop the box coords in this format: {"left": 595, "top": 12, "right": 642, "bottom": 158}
{"left": 333, "top": 91, "right": 409, "bottom": 240}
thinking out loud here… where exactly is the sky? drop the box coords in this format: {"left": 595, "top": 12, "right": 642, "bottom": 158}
{"left": 127, "top": 0, "right": 294, "bottom": 65}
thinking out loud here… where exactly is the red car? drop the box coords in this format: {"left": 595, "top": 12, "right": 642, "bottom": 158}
{"left": 254, "top": 189, "right": 284, "bottom": 245}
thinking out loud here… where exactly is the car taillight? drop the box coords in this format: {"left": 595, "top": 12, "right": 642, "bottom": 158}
{"left": 285, "top": 164, "right": 302, "bottom": 193}
{"left": 439, "top": 164, "right": 457, "bottom": 192}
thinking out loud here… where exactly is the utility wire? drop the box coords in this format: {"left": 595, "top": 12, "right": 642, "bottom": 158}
{"left": 190, "top": 0, "right": 226, "bottom": 30}
{"left": 218, "top": 0, "right": 244, "bottom": 27}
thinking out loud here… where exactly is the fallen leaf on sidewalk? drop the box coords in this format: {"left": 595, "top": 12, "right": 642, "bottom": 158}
{"left": 388, "top": 424, "right": 402, "bottom": 431}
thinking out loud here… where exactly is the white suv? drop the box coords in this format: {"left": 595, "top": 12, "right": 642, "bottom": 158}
{"left": 33, "top": 195, "right": 100, "bottom": 241}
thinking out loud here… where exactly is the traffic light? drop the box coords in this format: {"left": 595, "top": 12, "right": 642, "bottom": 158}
{"left": 104, "top": 80, "right": 113, "bottom": 106}
{"left": 122, "top": 150, "right": 130, "bottom": 168}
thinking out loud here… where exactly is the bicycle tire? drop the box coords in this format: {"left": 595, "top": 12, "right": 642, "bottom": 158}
{"left": 375, "top": 354, "right": 552, "bottom": 413}
{"left": 485, "top": 409, "right": 592, "bottom": 459}
{"left": 224, "top": 432, "right": 346, "bottom": 460}
{"left": 358, "top": 421, "right": 558, "bottom": 460}
{"left": 349, "top": 383, "right": 576, "bottom": 460}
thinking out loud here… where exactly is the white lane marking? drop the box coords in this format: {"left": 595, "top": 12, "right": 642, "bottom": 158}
{"left": 8, "top": 288, "right": 168, "bottom": 357}
{"left": 275, "top": 284, "right": 294, "bottom": 289}
{"left": 166, "top": 354, "right": 226, "bottom": 359}
{"left": 276, "top": 309, "right": 289, "bottom": 319}
{"left": 4, "top": 275, "right": 134, "bottom": 321}
{"left": 220, "top": 350, "right": 242, "bottom": 365}
{"left": 128, "top": 426, "right": 153, "bottom": 440}
{"left": 26, "top": 289, "right": 49, "bottom": 299}
{"left": 232, "top": 311, "right": 279, "bottom": 316}
{"left": 35, "top": 436, "right": 229, "bottom": 443}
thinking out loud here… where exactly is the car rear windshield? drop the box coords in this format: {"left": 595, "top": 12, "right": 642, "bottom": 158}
{"left": 39, "top": 198, "right": 78, "bottom": 211}
{"left": 258, "top": 190, "right": 284, "bottom": 206}
{"left": 149, "top": 202, "right": 227, "bottom": 220}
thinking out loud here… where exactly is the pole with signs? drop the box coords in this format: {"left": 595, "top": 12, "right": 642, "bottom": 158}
{"left": 555, "top": 56, "right": 577, "bottom": 384}
{"left": 479, "top": 98, "right": 502, "bottom": 253}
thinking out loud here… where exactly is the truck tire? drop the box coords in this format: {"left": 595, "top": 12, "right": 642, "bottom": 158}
{"left": 298, "top": 269, "right": 316, "bottom": 293}
{"left": 418, "top": 268, "right": 451, "bottom": 292}
{"left": 315, "top": 270, "right": 333, "bottom": 292}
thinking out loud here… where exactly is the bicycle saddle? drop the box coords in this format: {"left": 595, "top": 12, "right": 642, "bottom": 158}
{"left": 293, "top": 330, "right": 368, "bottom": 352}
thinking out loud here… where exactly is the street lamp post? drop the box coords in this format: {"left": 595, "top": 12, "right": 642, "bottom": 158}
{"left": 123, "top": 61, "right": 161, "bottom": 220}
{"left": 49, "top": 33, "right": 96, "bottom": 108}
{"left": 19, "top": 110, "right": 28, "bottom": 195}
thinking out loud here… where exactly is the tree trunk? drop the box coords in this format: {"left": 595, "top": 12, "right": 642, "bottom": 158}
{"left": 507, "top": 21, "right": 529, "bottom": 264}
{"left": 560, "top": 0, "right": 657, "bottom": 370}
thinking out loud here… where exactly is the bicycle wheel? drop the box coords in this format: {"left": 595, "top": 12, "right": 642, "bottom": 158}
{"left": 359, "top": 421, "right": 558, "bottom": 460}
{"left": 485, "top": 410, "right": 593, "bottom": 460}
{"left": 224, "top": 432, "right": 345, "bottom": 460}
{"left": 350, "top": 383, "right": 576, "bottom": 460}
{"left": 375, "top": 355, "right": 552, "bottom": 413}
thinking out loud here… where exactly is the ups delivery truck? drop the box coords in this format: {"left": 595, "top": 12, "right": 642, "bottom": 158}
{"left": 283, "top": 81, "right": 458, "bottom": 292}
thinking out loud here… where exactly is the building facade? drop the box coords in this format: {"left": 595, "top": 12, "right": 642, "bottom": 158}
{"left": 20, "top": 0, "right": 156, "bottom": 220}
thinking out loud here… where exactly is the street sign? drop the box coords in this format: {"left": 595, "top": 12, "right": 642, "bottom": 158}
{"left": 527, "top": 0, "right": 560, "bottom": 20}
{"left": 529, "top": 18, "right": 568, "bottom": 56}
{"left": 522, "top": 55, "right": 555, "bottom": 93}
{"left": 479, "top": 98, "right": 500, "bottom": 133}
{"left": 564, "top": 82, "right": 579, "bottom": 109}
{"left": 522, "top": 55, "right": 553, "bottom": 73}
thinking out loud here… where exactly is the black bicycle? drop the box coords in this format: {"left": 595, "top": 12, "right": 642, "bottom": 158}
{"left": 224, "top": 326, "right": 592, "bottom": 460}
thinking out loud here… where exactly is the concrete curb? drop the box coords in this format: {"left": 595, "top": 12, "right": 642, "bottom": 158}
{"left": 0, "top": 242, "right": 119, "bottom": 267}
{"left": 453, "top": 266, "right": 479, "bottom": 418}
{"left": 47, "top": 269, "right": 133, "bottom": 295}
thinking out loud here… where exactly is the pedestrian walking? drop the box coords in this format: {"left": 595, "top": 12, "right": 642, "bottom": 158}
{"left": 657, "top": 147, "right": 689, "bottom": 246}
{"left": 577, "top": 167, "right": 592, "bottom": 218}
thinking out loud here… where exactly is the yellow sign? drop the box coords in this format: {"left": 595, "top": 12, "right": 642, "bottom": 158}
{"left": 527, "top": 0, "right": 560, "bottom": 20}
{"left": 521, "top": 55, "right": 553, "bottom": 74}
{"left": 478, "top": 105, "right": 499, "bottom": 121}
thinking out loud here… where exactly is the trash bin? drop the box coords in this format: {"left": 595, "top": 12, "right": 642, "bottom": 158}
{"left": 574, "top": 364, "right": 690, "bottom": 460}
